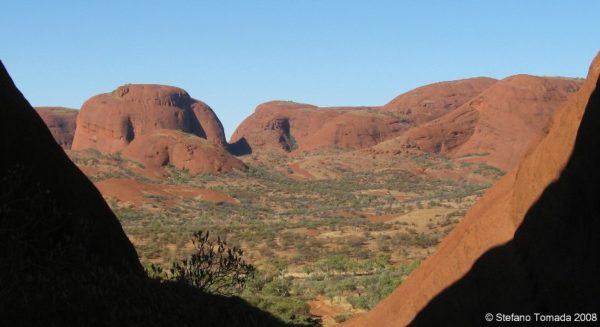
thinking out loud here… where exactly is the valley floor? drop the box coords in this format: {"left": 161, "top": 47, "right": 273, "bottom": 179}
{"left": 69, "top": 148, "right": 502, "bottom": 325}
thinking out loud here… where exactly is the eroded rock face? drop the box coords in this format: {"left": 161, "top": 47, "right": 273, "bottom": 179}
{"left": 230, "top": 101, "right": 407, "bottom": 154}
{"left": 72, "top": 84, "right": 227, "bottom": 153}
{"left": 398, "top": 75, "right": 582, "bottom": 171}
{"left": 381, "top": 77, "right": 497, "bottom": 125}
{"left": 264, "top": 117, "right": 295, "bottom": 151}
{"left": 343, "top": 54, "right": 600, "bottom": 327}
{"left": 35, "top": 107, "right": 78, "bottom": 149}
{"left": 122, "top": 129, "right": 246, "bottom": 175}
{"left": 231, "top": 78, "right": 498, "bottom": 155}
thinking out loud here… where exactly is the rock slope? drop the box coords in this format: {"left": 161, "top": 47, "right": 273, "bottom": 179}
{"left": 1, "top": 71, "right": 141, "bottom": 276}
{"left": 393, "top": 75, "right": 581, "bottom": 171}
{"left": 381, "top": 77, "right": 497, "bottom": 125}
{"left": 230, "top": 101, "right": 407, "bottom": 154}
{"left": 343, "top": 53, "right": 600, "bottom": 327}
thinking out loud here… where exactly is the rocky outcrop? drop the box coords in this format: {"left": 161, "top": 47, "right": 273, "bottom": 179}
{"left": 35, "top": 106, "right": 78, "bottom": 149}
{"left": 72, "top": 84, "right": 227, "bottom": 153}
{"left": 397, "top": 75, "right": 581, "bottom": 171}
{"left": 231, "top": 76, "right": 576, "bottom": 166}
{"left": 381, "top": 77, "right": 497, "bottom": 124}
{"left": 0, "top": 61, "right": 289, "bottom": 327}
{"left": 230, "top": 101, "right": 407, "bottom": 154}
{"left": 122, "top": 129, "right": 246, "bottom": 175}
{"left": 343, "top": 54, "right": 600, "bottom": 327}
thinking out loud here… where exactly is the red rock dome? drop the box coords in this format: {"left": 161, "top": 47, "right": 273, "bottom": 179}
{"left": 72, "top": 84, "right": 227, "bottom": 153}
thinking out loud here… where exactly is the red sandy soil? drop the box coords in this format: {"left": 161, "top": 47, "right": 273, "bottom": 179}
{"left": 289, "top": 228, "right": 323, "bottom": 237}
{"left": 288, "top": 161, "right": 316, "bottom": 180}
{"left": 342, "top": 53, "right": 600, "bottom": 327}
{"left": 361, "top": 213, "right": 398, "bottom": 223}
{"left": 364, "top": 190, "right": 390, "bottom": 197}
{"left": 309, "top": 295, "right": 344, "bottom": 317}
{"left": 35, "top": 107, "right": 78, "bottom": 149}
{"left": 95, "top": 178, "right": 238, "bottom": 206}
{"left": 334, "top": 210, "right": 396, "bottom": 223}
{"left": 72, "top": 84, "right": 227, "bottom": 153}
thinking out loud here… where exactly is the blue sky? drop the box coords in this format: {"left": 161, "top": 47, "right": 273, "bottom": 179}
{"left": 2, "top": 1, "right": 599, "bottom": 138}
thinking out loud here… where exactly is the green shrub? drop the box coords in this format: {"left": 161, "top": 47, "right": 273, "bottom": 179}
{"left": 162, "top": 231, "right": 256, "bottom": 296}
{"left": 264, "top": 277, "right": 293, "bottom": 297}
{"left": 334, "top": 312, "right": 353, "bottom": 323}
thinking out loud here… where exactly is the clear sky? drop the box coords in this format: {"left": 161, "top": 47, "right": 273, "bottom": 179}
{"left": 2, "top": 0, "right": 599, "bottom": 139}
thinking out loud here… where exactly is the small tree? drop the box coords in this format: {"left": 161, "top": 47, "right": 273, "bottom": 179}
{"left": 168, "top": 231, "right": 255, "bottom": 296}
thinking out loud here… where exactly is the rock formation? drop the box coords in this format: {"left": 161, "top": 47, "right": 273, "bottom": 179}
{"left": 122, "top": 129, "right": 246, "bottom": 174}
{"left": 343, "top": 53, "right": 600, "bottom": 327}
{"left": 35, "top": 106, "right": 78, "bottom": 149}
{"left": 381, "top": 77, "right": 497, "bottom": 125}
{"left": 397, "top": 75, "right": 581, "bottom": 171}
{"left": 230, "top": 101, "right": 407, "bottom": 154}
{"left": 72, "top": 84, "right": 227, "bottom": 153}
{"left": 231, "top": 76, "right": 576, "bottom": 169}
{"left": 0, "top": 61, "right": 288, "bottom": 326}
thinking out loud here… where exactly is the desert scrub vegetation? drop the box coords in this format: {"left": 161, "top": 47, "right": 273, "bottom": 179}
{"left": 89, "top": 148, "right": 501, "bottom": 323}
{"left": 382, "top": 111, "right": 414, "bottom": 124}
{"left": 0, "top": 166, "right": 293, "bottom": 327}
{"left": 473, "top": 162, "right": 505, "bottom": 177}
{"left": 148, "top": 230, "right": 317, "bottom": 325}
{"left": 67, "top": 148, "right": 152, "bottom": 183}
{"left": 149, "top": 230, "right": 256, "bottom": 296}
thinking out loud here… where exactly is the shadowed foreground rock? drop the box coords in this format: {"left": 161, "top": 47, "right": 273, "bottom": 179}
{"left": 343, "top": 53, "right": 600, "bottom": 326}
{"left": 0, "top": 62, "right": 293, "bottom": 326}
